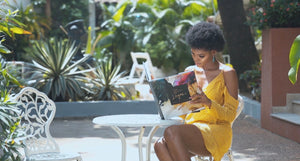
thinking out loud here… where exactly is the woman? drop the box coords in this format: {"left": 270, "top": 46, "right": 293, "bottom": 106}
{"left": 154, "top": 22, "right": 239, "bottom": 161}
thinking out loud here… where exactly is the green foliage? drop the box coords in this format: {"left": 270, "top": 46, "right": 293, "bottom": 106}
{"left": 3, "top": 3, "right": 50, "bottom": 61}
{"left": 0, "top": 57, "right": 25, "bottom": 161}
{"left": 239, "top": 62, "right": 261, "bottom": 101}
{"left": 288, "top": 34, "right": 300, "bottom": 84}
{"left": 30, "top": 0, "right": 89, "bottom": 38}
{"left": 247, "top": 0, "right": 300, "bottom": 30}
{"left": 85, "top": 51, "right": 131, "bottom": 101}
{"left": 95, "top": 0, "right": 216, "bottom": 72}
{"left": 0, "top": 1, "right": 29, "bottom": 159}
{"left": 25, "top": 38, "right": 92, "bottom": 101}
{"left": 0, "top": 102, "right": 24, "bottom": 161}
{"left": 0, "top": 0, "right": 31, "bottom": 55}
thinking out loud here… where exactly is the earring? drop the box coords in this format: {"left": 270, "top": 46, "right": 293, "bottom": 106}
{"left": 212, "top": 55, "right": 215, "bottom": 62}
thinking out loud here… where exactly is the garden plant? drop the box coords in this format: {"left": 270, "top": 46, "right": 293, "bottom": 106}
{"left": 95, "top": 0, "right": 217, "bottom": 72}
{"left": 1, "top": 1, "right": 28, "bottom": 160}
{"left": 25, "top": 38, "right": 92, "bottom": 101}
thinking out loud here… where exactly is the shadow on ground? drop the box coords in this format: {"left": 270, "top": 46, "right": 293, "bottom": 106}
{"left": 50, "top": 114, "right": 300, "bottom": 161}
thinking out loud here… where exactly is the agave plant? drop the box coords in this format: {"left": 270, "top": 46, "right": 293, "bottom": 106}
{"left": 25, "top": 38, "right": 92, "bottom": 101}
{"left": 85, "top": 54, "right": 131, "bottom": 100}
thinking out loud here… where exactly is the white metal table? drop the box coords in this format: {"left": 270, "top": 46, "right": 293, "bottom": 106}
{"left": 92, "top": 114, "right": 182, "bottom": 161}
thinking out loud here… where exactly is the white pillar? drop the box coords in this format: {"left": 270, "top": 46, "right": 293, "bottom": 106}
{"left": 7, "top": 0, "right": 31, "bottom": 9}
{"left": 88, "top": 0, "right": 96, "bottom": 40}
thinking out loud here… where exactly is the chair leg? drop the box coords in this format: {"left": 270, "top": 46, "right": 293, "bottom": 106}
{"left": 227, "top": 149, "right": 234, "bottom": 161}
{"left": 193, "top": 155, "right": 212, "bottom": 161}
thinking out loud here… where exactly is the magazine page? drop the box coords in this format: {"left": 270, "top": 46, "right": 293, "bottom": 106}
{"left": 148, "top": 70, "right": 202, "bottom": 119}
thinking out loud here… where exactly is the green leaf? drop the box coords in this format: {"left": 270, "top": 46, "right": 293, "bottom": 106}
{"left": 113, "top": 2, "right": 127, "bottom": 22}
{"left": 288, "top": 35, "right": 300, "bottom": 84}
{"left": 85, "top": 26, "right": 92, "bottom": 54}
{"left": 0, "top": 44, "right": 11, "bottom": 54}
{"left": 183, "top": 1, "right": 206, "bottom": 17}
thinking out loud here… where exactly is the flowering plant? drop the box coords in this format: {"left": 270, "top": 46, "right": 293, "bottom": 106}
{"left": 247, "top": 0, "right": 300, "bottom": 30}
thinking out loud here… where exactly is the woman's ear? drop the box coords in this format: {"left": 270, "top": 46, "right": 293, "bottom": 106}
{"left": 211, "top": 50, "right": 217, "bottom": 55}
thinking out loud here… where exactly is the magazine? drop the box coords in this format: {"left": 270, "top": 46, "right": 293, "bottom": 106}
{"left": 144, "top": 63, "right": 203, "bottom": 120}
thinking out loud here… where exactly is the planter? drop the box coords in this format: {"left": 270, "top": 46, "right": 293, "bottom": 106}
{"left": 261, "top": 27, "right": 300, "bottom": 143}
{"left": 54, "top": 100, "right": 158, "bottom": 118}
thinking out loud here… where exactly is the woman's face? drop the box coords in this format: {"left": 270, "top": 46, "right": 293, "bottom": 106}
{"left": 191, "top": 48, "right": 213, "bottom": 68}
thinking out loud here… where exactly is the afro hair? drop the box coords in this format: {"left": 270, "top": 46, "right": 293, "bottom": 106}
{"left": 185, "top": 22, "right": 225, "bottom": 52}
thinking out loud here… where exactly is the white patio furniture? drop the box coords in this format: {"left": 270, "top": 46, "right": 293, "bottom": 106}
{"left": 195, "top": 95, "right": 244, "bottom": 161}
{"left": 93, "top": 114, "right": 182, "bottom": 161}
{"left": 222, "top": 55, "right": 231, "bottom": 64}
{"left": 13, "top": 87, "right": 82, "bottom": 161}
{"left": 118, "top": 52, "right": 155, "bottom": 84}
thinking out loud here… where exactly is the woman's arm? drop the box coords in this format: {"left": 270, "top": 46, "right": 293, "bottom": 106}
{"left": 223, "top": 68, "right": 239, "bottom": 100}
{"left": 209, "top": 68, "right": 239, "bottom": 122}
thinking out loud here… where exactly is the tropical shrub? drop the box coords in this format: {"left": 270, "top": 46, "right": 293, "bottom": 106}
{"left": 95, "top": 0, "right": 217, "bottom": 72}
{"left": 0, "top": 0, "right": 31, "bottom": 55}
{"left": 0, "top": 94, "right": 25, "bottom": 161}
{"left": 0, "top": 56, "right": 25, "bottom": 161}
{"left": 30, "top": 0, "right": 89, "bottom": 38}
{"left": 84, "top": 50, "right": 132, "bottom": 101}
{"left": 0, "top": 1, "right": 30, "bottom": 159}
{"left": 247, "top": 0, "right": 300, "bottom": 30}
{"left": 24, "top": 38, "right": 92, "bottom": 101}
{"left": 239, "top": 62, "right": 261, "bottom": 101}
{"left": 7, "top": 3, "right": 51, "bottom": 61}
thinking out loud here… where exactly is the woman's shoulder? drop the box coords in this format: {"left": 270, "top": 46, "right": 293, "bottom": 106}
{"left": 219, "top": 63, "right": 236, "bottom": 74}
{"left": 219, "top": 63, "right": 237, "bottom": 82}
{"left": 219, "top": 63, "right": 239, "bottom": 98}
{"left": 184, "top": 65, "right": 197, "bottom": 71}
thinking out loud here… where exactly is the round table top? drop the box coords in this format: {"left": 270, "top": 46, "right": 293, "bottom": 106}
{"left": 92, "top": 114, "right": 183, "bottom": 127}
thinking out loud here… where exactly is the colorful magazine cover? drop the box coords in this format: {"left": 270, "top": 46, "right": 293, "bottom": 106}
{"left": 144, "top": 63, "right": 201, "bottom": 119}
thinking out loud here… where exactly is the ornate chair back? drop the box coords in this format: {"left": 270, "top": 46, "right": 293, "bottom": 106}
{"left": 14, "top": 87, "right": 59, "bottom": 157}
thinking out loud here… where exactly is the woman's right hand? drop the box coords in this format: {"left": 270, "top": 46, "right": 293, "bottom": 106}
{"left": 189, "top": 92, "right": 212, "bottom": 109}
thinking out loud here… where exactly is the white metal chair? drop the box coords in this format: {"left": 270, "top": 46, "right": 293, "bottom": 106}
{"left": 118, "top": 52, "right": 155, "bottom": 84}
{"left": 195, "top": 95, "right": 244, "bottom": 161}
{"left": 14, "top": 87, "right": 82, "bottom": 161}
{"left": 222, "top": 55, "right": 231, "bottom": 64}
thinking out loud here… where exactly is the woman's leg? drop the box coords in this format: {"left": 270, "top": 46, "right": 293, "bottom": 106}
{"left": 154, "top": 137, "right": 173, "bottom": 161}
{"left": 154, "top": 124, "right": 210, "bottom": 161}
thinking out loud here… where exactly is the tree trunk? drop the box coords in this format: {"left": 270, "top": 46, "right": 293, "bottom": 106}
{"left": 217, "top": 0, "right": 259, "bottom": 76}
{"left": 46, "top": 0, "right": 51, "bottom": 24}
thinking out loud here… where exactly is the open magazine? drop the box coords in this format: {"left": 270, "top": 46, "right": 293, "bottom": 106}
{"left": 144, "top": 63, "right": 204, "bottom": 120}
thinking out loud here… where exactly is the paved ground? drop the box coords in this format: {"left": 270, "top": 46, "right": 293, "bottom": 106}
{"left": 49, "top": 113, "right": 300, "bottom": 161}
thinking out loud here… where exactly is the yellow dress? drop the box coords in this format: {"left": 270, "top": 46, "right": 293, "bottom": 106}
{"left": 183, "top": 67, "right": 239, "bottom": 161}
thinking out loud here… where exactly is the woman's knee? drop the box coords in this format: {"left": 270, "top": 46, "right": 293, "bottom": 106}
{"left": 154, "top": 137, "right": 165, "bottom": 152}
{"left": 164, "top": 125, "right": 180, "bottom": 141}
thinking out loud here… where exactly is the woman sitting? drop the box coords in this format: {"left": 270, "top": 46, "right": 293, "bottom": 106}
{"left": 154, "top": 21, "right": 239, "bottom": 161}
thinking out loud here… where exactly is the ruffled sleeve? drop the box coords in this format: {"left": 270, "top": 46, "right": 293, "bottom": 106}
{"left": 209, "top": 87, "right": 239, "bottom": 123}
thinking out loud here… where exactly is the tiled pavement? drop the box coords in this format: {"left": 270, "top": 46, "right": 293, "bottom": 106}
{"left": 50, "top": 113, "right": 300, "bottom": 161}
